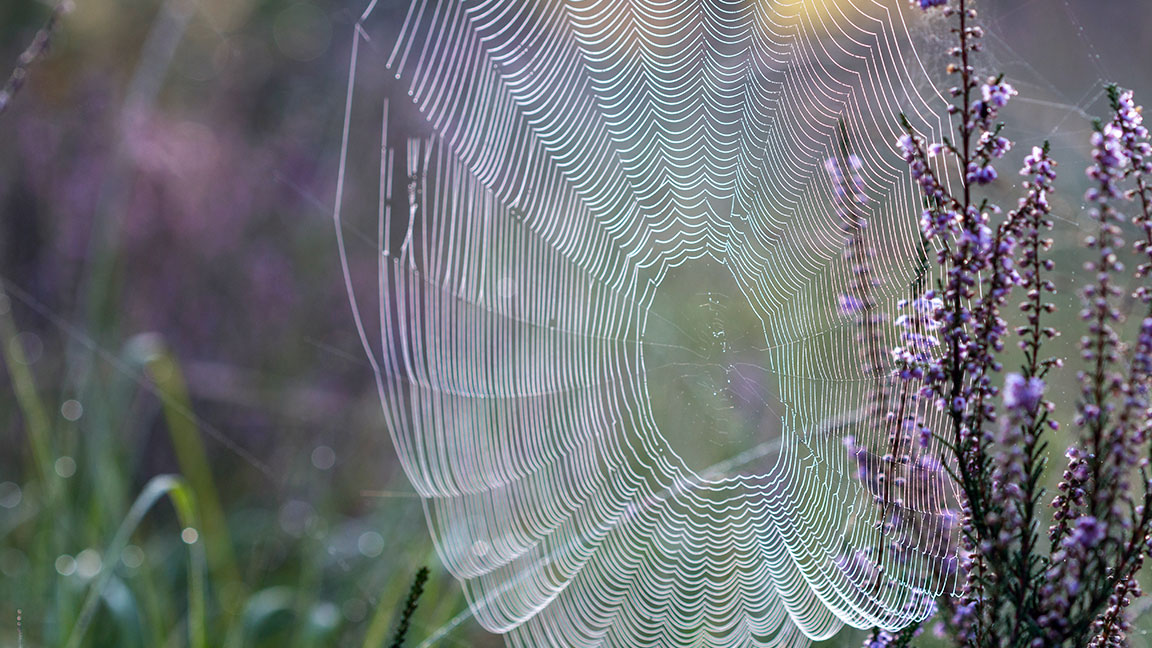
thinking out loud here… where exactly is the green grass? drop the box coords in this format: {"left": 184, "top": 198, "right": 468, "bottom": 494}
{"left": 63, "top": 474, "right": 206, "bottom": 648}
{"left": 0, "top": 281, "right": 478, "bottom": 647}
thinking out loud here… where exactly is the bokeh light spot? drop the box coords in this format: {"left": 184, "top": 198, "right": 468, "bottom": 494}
{"left": 121, "top": 545, "right": 145, "bottom": 569}
{"left": 55, "top": 554, "right": 76, "bottom": 576}
{"left": 60, "top": 399, "right": 83, "bottom": 421}
{"left": 0, "top": 482, "right": 21, "bottom": 509}
{"left": 356, "top": 531, "right": 384, "bottom": 558}
{"left": 311, "top": 445, "right": 336, "bottom": 470}
{"left": 54, "top": 456, "right": 77, "bottom": 479}
{"left": 75, "top": 548, "right": 102, "bottom": 579}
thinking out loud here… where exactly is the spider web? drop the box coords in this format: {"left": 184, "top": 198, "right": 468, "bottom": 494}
{"left": 334, "top": 0, "right": 964, "bottom": 645}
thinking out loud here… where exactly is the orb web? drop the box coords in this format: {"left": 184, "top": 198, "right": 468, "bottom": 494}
{"left": 334, "top": 0, "right": 962, "bottom": 645}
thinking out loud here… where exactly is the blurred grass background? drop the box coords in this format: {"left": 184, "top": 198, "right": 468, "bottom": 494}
{"left": 0, "top": 0, "right": 1150, "bottom": 646}
{"left": 0, "top": 0, "right": 486, "bottom": 645}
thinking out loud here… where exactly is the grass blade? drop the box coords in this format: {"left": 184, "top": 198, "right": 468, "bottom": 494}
{"left": 64, "top": 474, "right": 207, "bottom": 648}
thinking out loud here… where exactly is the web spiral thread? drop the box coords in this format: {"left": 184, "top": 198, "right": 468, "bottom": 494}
{"left": 335, "top": 0, "right": 961, "bottom": 645}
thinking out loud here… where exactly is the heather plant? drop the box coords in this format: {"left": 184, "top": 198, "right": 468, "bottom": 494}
{"left": 848, "top": 0, "right": 1152, "bottom": 646}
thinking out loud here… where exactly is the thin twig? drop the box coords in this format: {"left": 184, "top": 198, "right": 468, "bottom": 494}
{"left": 0, "top": 1, "right": 74, "bottom": 116}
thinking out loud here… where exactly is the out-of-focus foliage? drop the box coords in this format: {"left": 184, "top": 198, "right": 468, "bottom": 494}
{"left": 0, "top": 0, "right": 482, "bottom": 645}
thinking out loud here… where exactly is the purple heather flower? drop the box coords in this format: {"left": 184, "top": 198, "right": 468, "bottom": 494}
{"left": 826, "top": 156, "right": 869, "bottom": 214}
{"left": 959, "top": 223, "right": 993, "bottom": 255}
{"left": 825, "top": 158, "right": 845, "bottom": 193}
{"left": 982, "top": 81, "right": 1015, "bottom": 109}
{"left": 920, "top": 208, "right": 957, "bottom": 240}
{"left": 1089, "top": 576, "right": 1142, "bottom": 648}
{"left": 897, "top": 133, "right": 915, "bottom": 157}
{"left": 1109, "top": 89, "right": 1152, "bottom": 289}
{"left": 1134, "top": 317, "right": 1152, "bottom": 378}
{"left": 897, "top": 132, "right": 948, "bottom": 206}
{"left": 838, "top": 294, "right": 865, "bottom": 315}
{"left": 1117, "top": 92, "right": 1146, "bottom": 127}
{"left": 1068, "top": 515, "right": 1105, "bottom": 549}
{"left": 914, "top": 0, "right": 947, "bottom": 8}
{"left": 979, "top": 132, "right": 1012, "bottom": 159}
{"left": 1069, "top": 92, "right": 1149, "bottom": 554}
{"left": 863, "top": 630, "right": 899, "bottom": 648}
{"left": 883, "top": 14, "right": 1150, "bottom": 648}
{"left": 1003, "top": 373, "right": 1045, "bottom": 415}
{"left": 967, "top": 162, "right": 997, "bottom": 185}
{"left": 892, "top": 296, "right": 945, "bottom": 384}
{"left": 1088, "top": 124, "right": 1130, "bottom": 196}
{"left": 836, "top": 548, "right": 879, "bottom": 586}
{"left": 971, "top": 79, "right": 1016, "bottom": 129}
{"left": 1023, "top": 146, "right": 1056, "bottom": 176}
